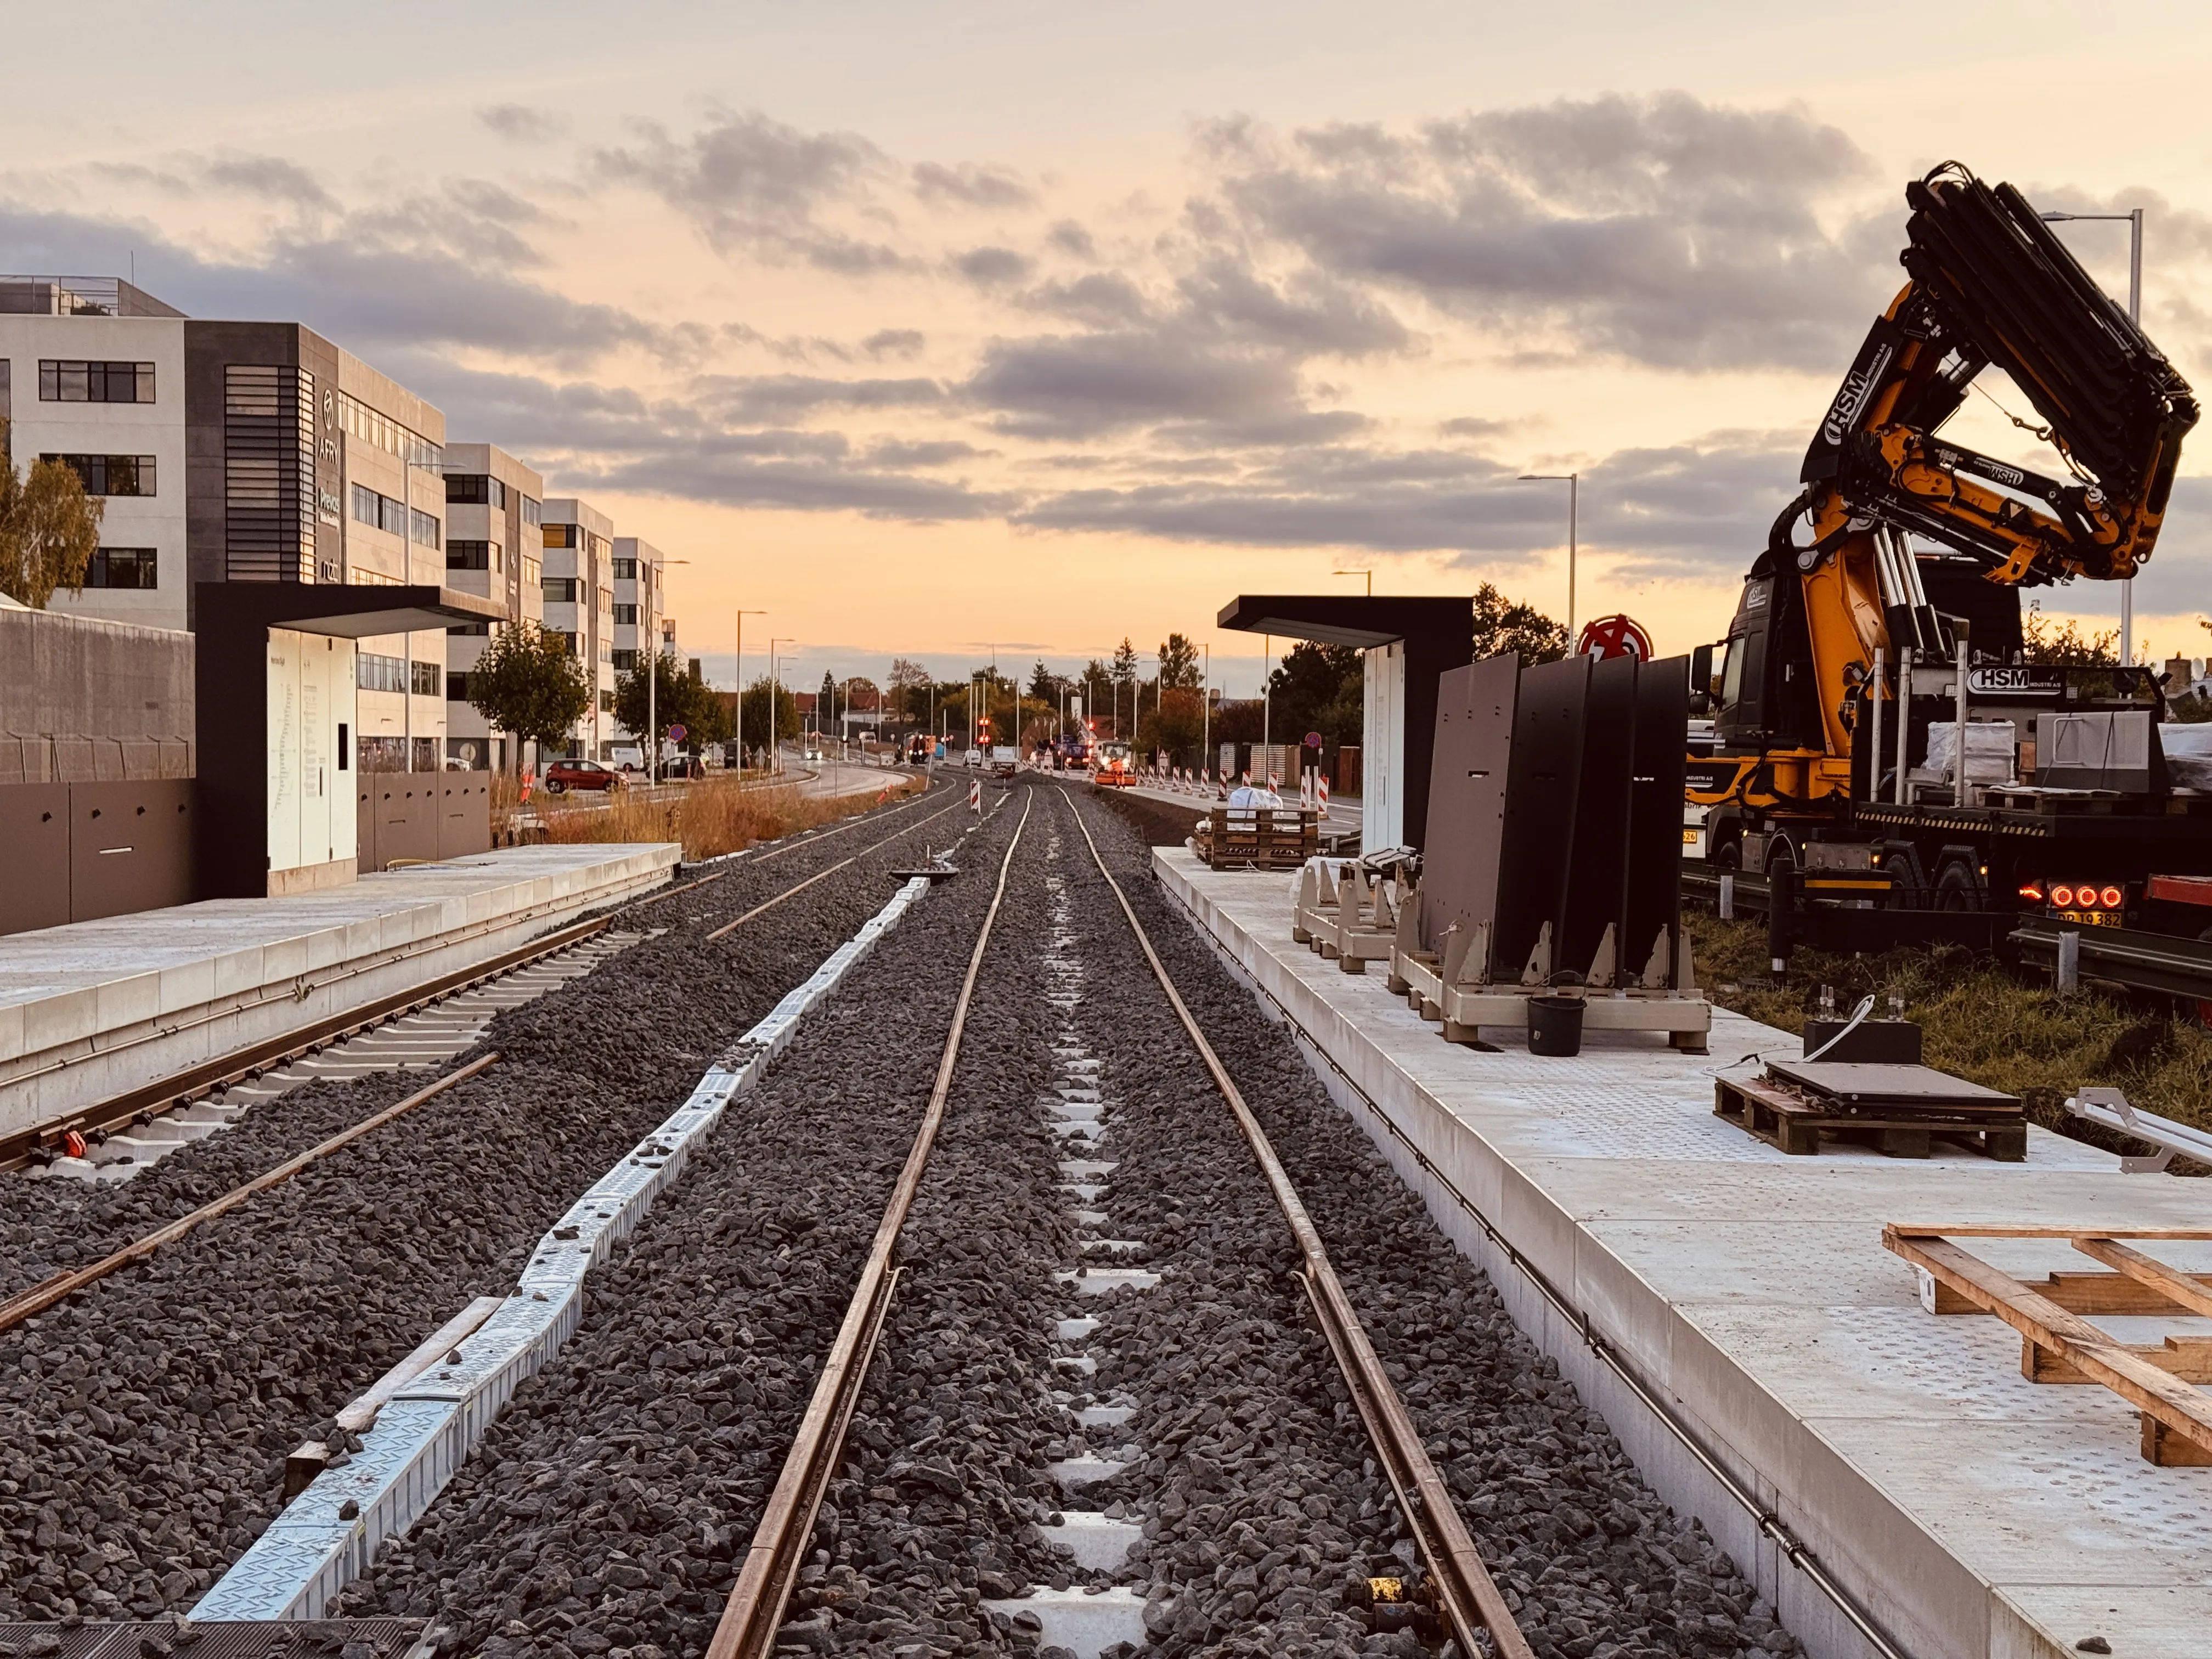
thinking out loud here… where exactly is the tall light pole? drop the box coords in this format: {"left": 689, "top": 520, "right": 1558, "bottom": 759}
{"left": 1517, "top": 471, "right": 1579, "bottom": 640}
{"left": 1201, "top": 640, "right": 1211, "bottom": 777}
{"left": 2042, "top": 207, "right": 2145, "bottom": 663}
{"left": 733, "top": 609, "right": 766, "bottom": 772}
{"left": 1333, "top": 568, "right": 1373, "bottom": 596}
{"left": 768, "top": 638, "right": 787, "bottom": 774}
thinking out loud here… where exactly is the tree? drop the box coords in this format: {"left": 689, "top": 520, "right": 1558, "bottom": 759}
{"left": 1268, "top": 642, "right": 1364, "bottom": 748}
{"left": 741, "top": 676, "right": 801, "bottom": 747}
{"left": 1029, "top": 659, "right": 1070, "bottom": 701}
{"left": 1470, "top": 582, "right": 1568, "bottom": 664}
{"left": 614, "top": 649, "right": 728, "bottom": 755}
{"left": 888, "top": 658, "right": 932, "bottom": 732}
{"left": 2023, "top": 600, "right": 2118, "bottom": 666}
{"left": 1110, "top": 639, "right": 1139, "bottom": 685}
{"left": 0, "top": 421, "right": 103, "bottom": 608}
{"left": 1138, "top": 685, "right": 1206, "bottom": 763}
{"left": 1158, "top": 631, "right": 1202, "bottom": 689}
{"left": 467, "top": 623, "right": 594, "bottom": 768}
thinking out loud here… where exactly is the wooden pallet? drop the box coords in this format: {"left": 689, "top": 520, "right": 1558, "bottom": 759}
{"left": 1714, "top": 1070, "right": 2026, "bottom": 1160}
{"left": 1202, "top": 806, "right": 1318, "bottom": 870}
{"left": 1886, "top": 1224, "right": 2212, "bottom": 1466}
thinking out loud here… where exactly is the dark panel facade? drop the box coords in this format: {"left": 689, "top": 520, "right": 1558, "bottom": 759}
{"left": 69, "top": 779, "right": 195, "bottom": 923}
{"left": 1492, "top": 654, "right": 1589, "bottom": 980}
{"left": 0, "top": 784, "right": 70, "bottom": 935}
{"left": 1419, "top": 655, "right": 1518, "bottom": 955}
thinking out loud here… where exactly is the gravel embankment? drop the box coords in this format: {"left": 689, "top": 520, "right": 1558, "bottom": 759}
{"left": 336, "top": 792, "right": 1030, "bottom": 1655}
{"left": 0, "top": 782, "right": 973, "bottom": 1623}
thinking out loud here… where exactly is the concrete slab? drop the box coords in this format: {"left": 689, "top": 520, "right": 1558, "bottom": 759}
{"left": 1155, "top": 847, "right": 2212, "bottom": 1659}
{"left": 983, "top": 1586, "right": 1148, "bottom": 1655}
{"left": 0, "top": 843, "right": 676, "bottom": 1136}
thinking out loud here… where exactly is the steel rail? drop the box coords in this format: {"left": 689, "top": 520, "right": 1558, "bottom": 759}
{"left": 0, "top": 918, "right": 607, "bottom": 1173}
{"left": 705, "top": 796, "right": 971, "bottom": 941}
{"left": 708, "top": 792, "right": 1035, "bottom": 1659}
{"left": 1144, "top": 856, "right": 1918, "bottom": 1659}
{"left": 1059, "top": 791, "right": 1536, "bottom": 1659}
{"left": 0, "top": 1052, "right": 501, "bottom": 1334}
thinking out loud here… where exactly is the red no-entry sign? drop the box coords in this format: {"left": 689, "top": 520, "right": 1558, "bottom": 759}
{"left": 1576, "top": 614, "right": 1654, "bottom": 661}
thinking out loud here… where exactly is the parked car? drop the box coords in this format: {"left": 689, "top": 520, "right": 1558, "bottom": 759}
{"left": 544, "top": 758, "right": 624, "bottom": 794}
{"left": 609, "top": 744, "right": 645, "bottom": 772}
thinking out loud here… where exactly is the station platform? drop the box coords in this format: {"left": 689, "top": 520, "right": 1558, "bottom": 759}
{"left": 1155, "top": 848, "right": 2212, "bottom": 1659}
{"left": 0, "top": 843, "right": 678, "bottom": 1138}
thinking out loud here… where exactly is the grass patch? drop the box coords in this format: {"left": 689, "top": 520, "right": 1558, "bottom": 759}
{"left": 1688, "top": 909, "right": 2212, "bottom": 1156}
{"left": 503, "top": 771, "right": 923, "bottom": 861}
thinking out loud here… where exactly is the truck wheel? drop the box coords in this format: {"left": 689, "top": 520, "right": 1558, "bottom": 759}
{"left": 1934, "top": 858, "right": 1984, "bottom": 912}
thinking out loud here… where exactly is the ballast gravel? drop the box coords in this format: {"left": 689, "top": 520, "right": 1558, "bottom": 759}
{"left": 338, "top": 794, "right": 1035, "bottom": 1655}
{"left": 0, "top": 781, "right": 961, "bottom": 1623}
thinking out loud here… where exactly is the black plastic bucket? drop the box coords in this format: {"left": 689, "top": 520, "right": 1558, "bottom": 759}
{"left": 1527, "top": 995, "right": 1585, "bottom": 1057}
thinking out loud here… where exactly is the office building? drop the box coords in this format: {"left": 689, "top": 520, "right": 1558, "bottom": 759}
{"left": 441, "top": 443, "right": 546, "bottom": 771}
{"left": 0, "top": 274, "right": 454, "bottom": 770}
{"left": 540, "top": 498, "right": 616, "bottom": 759}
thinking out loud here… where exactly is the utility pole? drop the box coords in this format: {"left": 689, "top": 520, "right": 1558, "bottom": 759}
{"left": 1516, "top": 471, "right": 1579, "bottom": 640}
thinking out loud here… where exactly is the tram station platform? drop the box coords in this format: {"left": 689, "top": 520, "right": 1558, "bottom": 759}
{"left": 1155, "top": 848, "right": 2212, "bottom": 1659}
{"left": 0, "top": 843, "right": 677, "bottom": 1138}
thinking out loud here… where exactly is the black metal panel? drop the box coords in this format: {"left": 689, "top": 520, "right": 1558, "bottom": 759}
{"left": 69, "top": 778, "right": 194, "bottom": 923}
{"left": 0, "top": 782, "right": 70, "bottom": 936}
{"left": 1626, "top": 656, "right": 1690, "bottom": 986}
{"left": 1558, "top": 654, "right": 1637, "bottom": 975}
{"left": 435, "top": 771, "right": 494, "bottom": 859}
{"left": 1419, "top": 655, "right": 1518, "bottom": 955}
{"left": 1492, "top": 654, "right": 1588, "bottom": 980}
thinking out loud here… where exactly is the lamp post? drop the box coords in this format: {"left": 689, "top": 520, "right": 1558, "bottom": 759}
{"left": 768, "top": 638, "right": 788, "bottom": 774}
{"left": 1201, "top": 640, "right": 1211, "bottom": 778}
{"left": 1333, "top": 568, "right": 1373, "bottom": 596}
{"left": 2041, "top": 207, "right": 2146, "bottom": 663}
{"left": 1516, "top": 471, "right": 1579, "bottom": 640}
{"left": 732, "top": 609, "right": 766, "bottom": 774}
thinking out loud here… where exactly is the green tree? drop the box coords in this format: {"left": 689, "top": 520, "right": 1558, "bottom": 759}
{"left": 466, "top": 623, "right": 593, "bottom": 769}
{"left": 0, "top": 420, "right": 104, "bottom": 608}
{"left": 1470, "top": 582, "right": 1568, "bottom": 664}
{"left": 888, "top": 658, "right": 932, "bottom": 733}
{"left": 2024, "top": 600, "right": 2117, "bottom": 666}
{"left": 614, "top": 650, "right": 729, "bottom": 755}
{"left": 741, "top": 675, "right": 801, "bottom": 747}
{"left": 1110, "top": 638, "right": 1138, "bottom": 685}
{"left": 1268, "top": 641, "right": 1365, "bottom": 748}
{"left": 1158, "top": 632, "right": 1202, "bottom": 689}
{"left": 1138, "top": 685, "right": 1206, "bottom": 763}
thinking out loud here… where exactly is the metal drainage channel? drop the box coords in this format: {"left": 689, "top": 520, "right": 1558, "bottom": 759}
{"left": 1154, "top": 840, "right": 1916, "bottom": 1659}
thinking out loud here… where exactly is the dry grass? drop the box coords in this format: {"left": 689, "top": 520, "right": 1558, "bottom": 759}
{"left": 1689, "top": 910, "right": 2212, "bottom": 1153}
{"left": 515, "top": 772, "right": 921, "bottom": 861}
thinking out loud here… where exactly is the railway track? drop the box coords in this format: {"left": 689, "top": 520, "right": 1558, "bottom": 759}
{"left": 0, "top": 785, "right": 995, "bottom": 1629}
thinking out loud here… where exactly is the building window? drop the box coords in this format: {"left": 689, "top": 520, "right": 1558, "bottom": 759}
{"left": 597, "top": 587, "right": 613, "bottom": 615}
{"left": 38, "top": 360, "right": 155, "bottom": 403}
{"left": 521, "top": 552, "right": 541, "bottom": 587}
{"left": 446, "top": 672, "right": 470, "bottom": 701}
{"left": 521, "top": 495, "right": 541, "bottom": 528}
{"left": 611, "top": 557, "right": 637, "bottom": 579}
{"left": 41, "top": 454, "right": 156, "bottom": 496}
{"left": 333, "top": 389, "right": 438, "bottom": 467}
{"left": 83, "top": 546, "right": 157, "bottom": 589}
{"left": 358, "top": 652, "right": 406, "bottom": 693}
{"left": 611, "top": 648, "right": 639, "bottom": 671}
{"left": 554, "top": 631, "right": 580, "bottom": 656}
{"left": 542, "top": 577, "right": 577, "bottom": 603}
{"left": 444, "top": 474, "right": 506, "bottom": 507}
{"left": 352, "top": 483, "right": 411, "bottom": 537}
{"left": 409, "top": 507, "right": 441, "bottom": 549}
{"left": 599, "top": 689, "right": 614, "bottom": 713}
{"left": 542, "top": 523, "right": 575, "bottom": 548}
{"left": 448, "top": 620, "right": 493, "bottom": 637}
{"left": 411, "top": 659, "right": 439, "bottom": 697}
{"left": 446, "top": 539, "right": 499, "bottom": 571}
{"left": 613, "top": 603, "right": 639, "bottom": 625}
{"left": 346, "top": 566, "right": 403, "bottom": 588}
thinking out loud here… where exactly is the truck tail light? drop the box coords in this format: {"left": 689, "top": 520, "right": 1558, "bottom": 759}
{"left": 2017, "top": 882, "right": 2045, "bottom": 902}
{"left": 2100, "top": 884, "right": 2124, "bottom": 910}
{"left": 2051, "top": 884, "right": 2074, "bottom": 907}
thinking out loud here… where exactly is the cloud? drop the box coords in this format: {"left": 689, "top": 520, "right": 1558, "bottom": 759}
{"left": 1438, "top": 415, "right": 1523, "bottom": 439}
{"left": 595, "top": 109, "right": 907, "bottom": 273}
{"left": 862, "top": 328, "right": 925, "bottom": 359}
{"left": 1202, "top": 93, "right": 1892, "bottom": 371}
{"left": 953, "top": 245, "right": 1036, "bottom": 287}
{"left": 1048, "top": 220, "right": 1097, "bottom": 258}
{"left": 1019, "top": 272, "right": 1151, "bottom": 327}
{"left": 692, "top": 373, "right": 947, "bottom": 423}
{"left": 912, "top": 161, "right": 1036, "bottom": 210}
{"left": 967, "top": 330, "right": 1308, "bottom": 439}
{"left": 201, "top": 154, "right": 336, "bottom": 212}
{"left": 479, "top": 104, "right": 559, "bottom": 143}
{"left": 866, "top": 438, "right": 992, "bottom": 467}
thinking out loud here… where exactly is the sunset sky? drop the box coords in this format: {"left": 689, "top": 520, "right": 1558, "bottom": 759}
{"left": 10, "top": 0, "right": 2212, "bottom": 693}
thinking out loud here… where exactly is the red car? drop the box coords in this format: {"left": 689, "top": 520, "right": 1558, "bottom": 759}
{"left": 543, "top": 758, "right": 625, "bottom": 794}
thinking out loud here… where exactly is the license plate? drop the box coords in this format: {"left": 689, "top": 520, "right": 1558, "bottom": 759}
{"left": 1681, "top": 828, "right": 1700, "bottom": 844}
{"left": 2053, "top": 909, "right": 2120, "bottom": 928}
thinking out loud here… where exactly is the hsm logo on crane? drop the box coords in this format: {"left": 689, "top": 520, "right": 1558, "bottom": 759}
{"left": 1821, "top": 340, "right": 1896, "bottom": 447}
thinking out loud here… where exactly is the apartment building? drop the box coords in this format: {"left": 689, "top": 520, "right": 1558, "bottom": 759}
{"left": 608, "top": 535, "right": 668, "bottom": 754}
{"left": 540, "top": 498, "right": 617, "bottom": 759}
{"left": 441, "top": 443, "right": 545, "bottom": 770}
{"left": 0, "top": 274, "right": 455, "bottom": 770}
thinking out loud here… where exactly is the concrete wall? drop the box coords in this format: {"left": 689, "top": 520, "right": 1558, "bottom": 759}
{"left": 0, "top": 603, "right": 194, "bottom": 783}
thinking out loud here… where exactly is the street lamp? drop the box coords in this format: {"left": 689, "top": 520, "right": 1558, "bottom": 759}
{"left": 2042, "top": 207, "right": 2146, "bottom": 663}
{"left": 768, "top": 639, "right": 793, "bottom": 774}
{"left": 1516, "top": 471, "right": 1579, "bottom": 640}
{"left": 1333, "top": 568, "right": 1373, "bottom": 596}
{"left": 733, "top": 610, "right": 766, "bottom": 774}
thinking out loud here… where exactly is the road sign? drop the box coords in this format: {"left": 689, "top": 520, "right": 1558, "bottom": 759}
{"left": 1304, "top": 731, "right": 1323, "bottom": 748}
{"left": 667, "top": 723, "right": 687, "bottom": 743}
{"left": 1576, "top": 613, "right": 1654, "bottom": 661}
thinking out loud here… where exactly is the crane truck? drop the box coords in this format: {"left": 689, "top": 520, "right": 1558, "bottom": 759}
{"left": 1688, "top": 161, "right": 2212, "bottom": 945}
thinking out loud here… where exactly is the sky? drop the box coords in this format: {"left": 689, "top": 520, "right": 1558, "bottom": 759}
{"left": 9, "top": 0, "right": 2212, "bottom": 695}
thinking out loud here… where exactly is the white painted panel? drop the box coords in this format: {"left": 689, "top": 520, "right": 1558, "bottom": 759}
{"left": 1363, "top": 642, "right": 1404, "bottom": 849}
{"left": 267, "top": 630, "right": 302, "bottom": 875}
{"left": 331, "top": 640, "right": 358, "bottom": 863}
{"left": 298, "top": 635, "right": 333, "bottom": 865}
